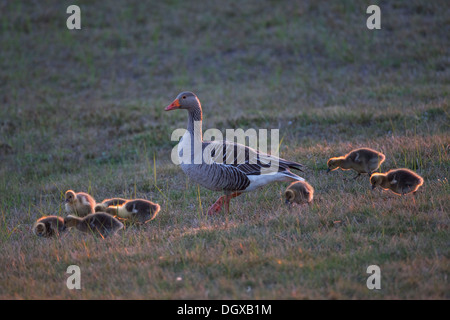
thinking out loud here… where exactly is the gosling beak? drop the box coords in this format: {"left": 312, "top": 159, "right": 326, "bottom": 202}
{"left": 165, "top": 99, "right": 180, "bottom": 111}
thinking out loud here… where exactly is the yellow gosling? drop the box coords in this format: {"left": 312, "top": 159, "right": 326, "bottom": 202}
{"left": 370, "top": 168, "right": 424, "bottom": 196}
{"left": 64, "top": 213, "right": 123, "bottom": 237}
{"left": 284, "top": 181, "right": 314, "bottom": 205}
{"left": 105, "top": 199, "right": 160, "bottom": 224}
{"left": 327, "top": 148, "right": 385, "bottom": 179}
{"left": 64, "top": 190, "right": 96, "bottom": 217}
{"left": 32, "top": 216, "right": 66, "bottom": 237}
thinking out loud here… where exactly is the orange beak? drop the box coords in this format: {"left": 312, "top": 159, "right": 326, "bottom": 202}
{"left": 165, "top": 99, "right": 180, "bottom": 111}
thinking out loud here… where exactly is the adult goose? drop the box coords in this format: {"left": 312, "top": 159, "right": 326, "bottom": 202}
{"left": 165, "top": 91, "right": 305, "bottom": 215}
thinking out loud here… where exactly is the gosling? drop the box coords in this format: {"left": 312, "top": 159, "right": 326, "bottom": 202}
{"left": 65, "top": 190, "right": 96, "bottom": 217}
{"left": 284, "top": 181, "right": 314, "bottom": 206}
{"left": 64, "top": 212, "right": 123, "bottom": 237}
{"left": 94, "top": 198, "right": 128, "bottom": 212}
{"left": 105, "top": 199, "right": 160, "bottom": 224}
{"left": 327, "top": 148, "right": 386, "bottom": 179}
{"left": 370, "top": 168, "right": 424, "bottom": 196}
{"left": 32, "top": 216, "right": 66, "bottom": 237}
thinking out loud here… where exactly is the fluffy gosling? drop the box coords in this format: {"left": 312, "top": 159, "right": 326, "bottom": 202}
{"left": 105, "top": 199, "right": 160, "bottom": 224}
{"left": 327, "top": 148, "right": 386, "bottom": 179}
{"left": 64, "top": 212, "right": 123, "bottom": 237}
{"left": 370, "top": 168, "right": 424, "bottom": 196}
{"left": 32, "top": 216, "right": 66, "bottom": 237}
{"left": 94, "top": 198, "right": 128, "bottom": 212}
{"left": 65, "top": 190, "right": 96, "bottom": 217}
{"left": 284, "top": 181, "right": 314, "bottom": 205}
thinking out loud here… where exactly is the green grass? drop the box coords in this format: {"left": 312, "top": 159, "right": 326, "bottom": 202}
{"left": 0, "top": 0, "right": 449, "bottom": 299}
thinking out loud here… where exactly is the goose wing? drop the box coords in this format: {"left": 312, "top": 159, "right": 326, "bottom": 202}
{"left": 198, "top": 140, "right": 304, "bottom": 192}
{"left": 204, "top": 140, "right": 303, "bottom": 174}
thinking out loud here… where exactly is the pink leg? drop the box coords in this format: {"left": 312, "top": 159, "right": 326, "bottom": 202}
{"left": 207, "top": 192, "right": 242, "bottom": 215}
{"left": 207, "top": 196, "right": 226, "bottom": 215}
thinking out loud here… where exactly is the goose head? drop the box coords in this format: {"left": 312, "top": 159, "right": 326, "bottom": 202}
{"left": 165, "top": 91, "right": 201, "bottom": 112}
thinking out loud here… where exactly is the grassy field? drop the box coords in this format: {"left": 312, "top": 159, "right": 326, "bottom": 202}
{"left": 0, "top": 0, "right": 448, "bottom": 299}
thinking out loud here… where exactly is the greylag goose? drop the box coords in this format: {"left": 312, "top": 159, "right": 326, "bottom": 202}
{"left": 105, "top": 199, "right": 160, "bottom": 224}
{"left": 284, "top": 181, "right": 314, "bottom": 205}
{"left": 165, "top": 91, "right": 305, "bottom": 215}
{"left": 64, "top": 212, "right": 123, "bottom": 237}
{"left": 32, "top": 216, "right": 66, "bottom": 237}
{"left": 370, "top": 168, "right": 424, "bottom": 195}
{"left": 64, "top": 190, "right": 96, "bottom": 217}
{"left": 94, "top": 197, "right": 128, "bottom": 212}
{"left": 327, "top": 148, "right": 385, "bottom": 179}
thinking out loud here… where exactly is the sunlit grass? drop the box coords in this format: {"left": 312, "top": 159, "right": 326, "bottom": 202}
{"left": 0, "top": 0, "right": 448, "bottom": 299}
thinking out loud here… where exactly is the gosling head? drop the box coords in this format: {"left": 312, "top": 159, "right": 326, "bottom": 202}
{"left": 65, "top": 190, "right": 77, "bottom": 204}
{"left": 284, "top": 190, "right": 296, "bottom": 204}
{"left": 370, "top": 173, "right": 385, "bottom": 190}
{"left": 33, "top": 222, "right": 46, "bottom": 237}
{"left": 64, "top": 215, "right": 81, "bottom": 228}
{"left": 94, "top": 203, "right": 107, "bottom": 212}
{"left": 326, "top": 158, "right": 342, "bottom": 173}
{"left": 284, "top": 181, "right": 314, "bottom": 206}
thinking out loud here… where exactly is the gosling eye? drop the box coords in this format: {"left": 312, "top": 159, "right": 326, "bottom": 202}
{"left": 182, "top": 95, "right": 186, "bottom": 99}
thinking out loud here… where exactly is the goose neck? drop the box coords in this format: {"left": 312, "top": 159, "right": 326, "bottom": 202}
{"left": 187, "top": 108, "right": 203, "bottom": 141}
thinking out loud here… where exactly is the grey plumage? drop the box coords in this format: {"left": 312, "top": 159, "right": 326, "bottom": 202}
{"left": 169, "top": 92, "right": 304, "bottom": 193}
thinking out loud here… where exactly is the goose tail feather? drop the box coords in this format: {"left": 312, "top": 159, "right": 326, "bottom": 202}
{"left": 282, "top": 160, "right": 304, "bottom": 172}
{"left": 282, "top": 170, "right": 305, "bottom": 182}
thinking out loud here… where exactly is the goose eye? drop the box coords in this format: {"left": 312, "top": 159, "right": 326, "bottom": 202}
{"left": 182, "top": 96, "right": 186, "bottom": 99}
